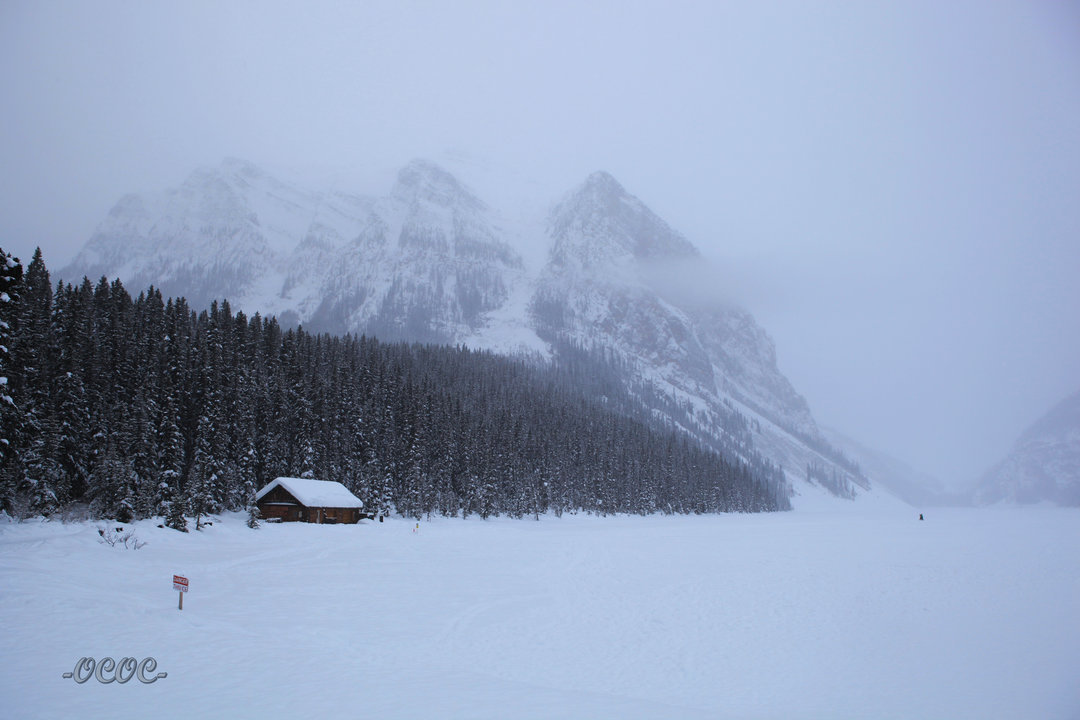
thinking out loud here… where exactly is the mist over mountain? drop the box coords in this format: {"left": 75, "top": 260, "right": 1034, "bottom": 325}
{"left": 821, "top": 426, "right": 971, "bottom": 507}
{"left": 974, "top": 388, "right": 1080, "bottom": 506}
{"left": 61, "top": 158, "right": 872, "bottom": 501}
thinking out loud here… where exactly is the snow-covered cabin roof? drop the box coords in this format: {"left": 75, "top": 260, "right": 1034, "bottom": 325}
{"left": 255, "top": 477, "right": 364, "bottom": 508}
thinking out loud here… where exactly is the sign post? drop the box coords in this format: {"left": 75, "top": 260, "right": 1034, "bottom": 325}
{"left": 172, "top": 575, "right": 188, "bottom": 610}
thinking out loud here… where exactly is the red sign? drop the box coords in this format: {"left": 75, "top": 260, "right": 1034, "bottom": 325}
{"left": 172, "top": 575, "right": 189, "bottom": 593}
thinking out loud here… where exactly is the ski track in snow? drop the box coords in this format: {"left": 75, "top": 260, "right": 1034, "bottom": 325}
{"left": 1, "top": 506, "right": 1078, "bottom": 719}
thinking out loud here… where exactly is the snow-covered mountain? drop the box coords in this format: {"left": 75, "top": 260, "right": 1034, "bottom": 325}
{"left": 527, "top": 170, "right": 862, "bottom": 493}
{"left": 973, "top": 389, "right": 1080, "bottom": 506}
{"left": 62, "top": 158, "right": 871, "bottom": 499}
{"left": 66, "top": 158, "right": 524, "bottom": 344}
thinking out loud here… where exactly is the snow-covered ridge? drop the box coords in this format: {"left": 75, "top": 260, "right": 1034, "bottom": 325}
{"left": 974, "top": 388, "right": 1080, "bottom": 506}
{"left": 61, "top": 158, "right": 871, "bottom": 500}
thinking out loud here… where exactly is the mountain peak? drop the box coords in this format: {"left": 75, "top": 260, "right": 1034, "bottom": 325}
{"left": 221, "top": 156, "right": 261, "bottom": 174}
{"left": 183, "top": 157, "right": 263, "bottom": 185}
{"left": 582, "top": 170, "right": 624, "bottom": 194}
{"left": 566, "top": 171, "right": 633, "bottom": 211}
{"left": 549, "top": 171, "right": 698, "bottom": 265}
{"left": 391, "top": 159, "right": 483, "bottom": 210}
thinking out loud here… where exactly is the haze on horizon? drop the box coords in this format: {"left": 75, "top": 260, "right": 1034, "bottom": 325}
{"left": 1, "top": 0, "right": 1078, "bottom": 490}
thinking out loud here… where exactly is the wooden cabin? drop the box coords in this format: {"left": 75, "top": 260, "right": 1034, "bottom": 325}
{"left": 254, "top": 477, "right": 366, "bottom": 524}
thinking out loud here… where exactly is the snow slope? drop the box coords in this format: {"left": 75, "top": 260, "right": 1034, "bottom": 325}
{"left": 2, "top": 508, "right": 1078, "bottom": 719}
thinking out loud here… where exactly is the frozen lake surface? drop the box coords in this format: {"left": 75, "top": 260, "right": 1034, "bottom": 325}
{"left": 2, "top": 500, "right": 1078, "bottom": 719}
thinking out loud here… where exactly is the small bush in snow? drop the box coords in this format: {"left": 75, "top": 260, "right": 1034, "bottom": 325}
{"left": 97, "top": 526, "right": 147, "bottom": 550}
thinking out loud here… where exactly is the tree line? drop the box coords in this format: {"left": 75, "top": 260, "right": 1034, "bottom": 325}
{"left": 0, "top": 248, "right": 790, "bottom": 526}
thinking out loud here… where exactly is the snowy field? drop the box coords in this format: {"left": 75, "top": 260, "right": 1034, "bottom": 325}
{"left": 2, "top": 499, "right": 1078, "bottom": 719}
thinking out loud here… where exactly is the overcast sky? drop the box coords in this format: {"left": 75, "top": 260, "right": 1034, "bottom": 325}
{"left": 2, "top": 0, "right": 1078, "bottom": 487}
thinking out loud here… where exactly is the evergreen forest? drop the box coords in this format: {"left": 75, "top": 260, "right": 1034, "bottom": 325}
{"left": 0, "top": 248, "right": 790, "bottom": 526}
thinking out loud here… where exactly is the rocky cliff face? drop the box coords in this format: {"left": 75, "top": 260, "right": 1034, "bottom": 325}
{"left": 974, "top": 389, "right": 1080, "bottom": 506}
{"left": 62, "top": 158, "right": 868, "bottom": 498}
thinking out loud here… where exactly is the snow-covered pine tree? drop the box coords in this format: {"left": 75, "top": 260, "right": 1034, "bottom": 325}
{"left": 238, "top": 435, "right": 260, "bottom": 528}
{"left": 298, "top": 441, "right": 317, "bottom": 480}
{"left": 186, "top": 464, "right": 211, "bottom": 531}
{"left": 87, "top": 440, "right": 137, "bottom": 522}
{"left": 163, "top": 480, "right": 188, "bottom": 532}
{"left": 246, "top": 501, "right": 261, "bottom": 529}
{"left": 12, "top": 250, "right": 61, "bottom": 515}
{"left": 187, "top": 416, "right": 215, "bottom": 530}
{"left": 0, "top": 248, "right": 23, "bottom": 516}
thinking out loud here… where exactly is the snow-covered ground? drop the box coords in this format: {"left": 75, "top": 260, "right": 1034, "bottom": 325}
{"left": 2, "top": 504, "right": 1078, "bottom": 719}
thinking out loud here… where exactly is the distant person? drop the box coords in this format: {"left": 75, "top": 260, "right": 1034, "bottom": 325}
{"left": 919, "top": 513, "right": 924, "bottom": 521}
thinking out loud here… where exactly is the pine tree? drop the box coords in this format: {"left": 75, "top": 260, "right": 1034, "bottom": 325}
{"left": 87, "top": 440, "right": 137, "bottom": 521}
{"left": 187, "top": 416, "right": 215, "bottom": 530}
{"left": 187, "top": 463, "right": 211, "bottom": 531}
{"left": 11, "top": 250, "right": 59, "bottom": 514}
{"left": 0, "top": 248, "right": 23, "bottom": 515}
{"left": 245, "top": 499, "right": 261, "bottom": 529}
{"left": 163, "top": 480, "right": 188, "bottom": 532}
